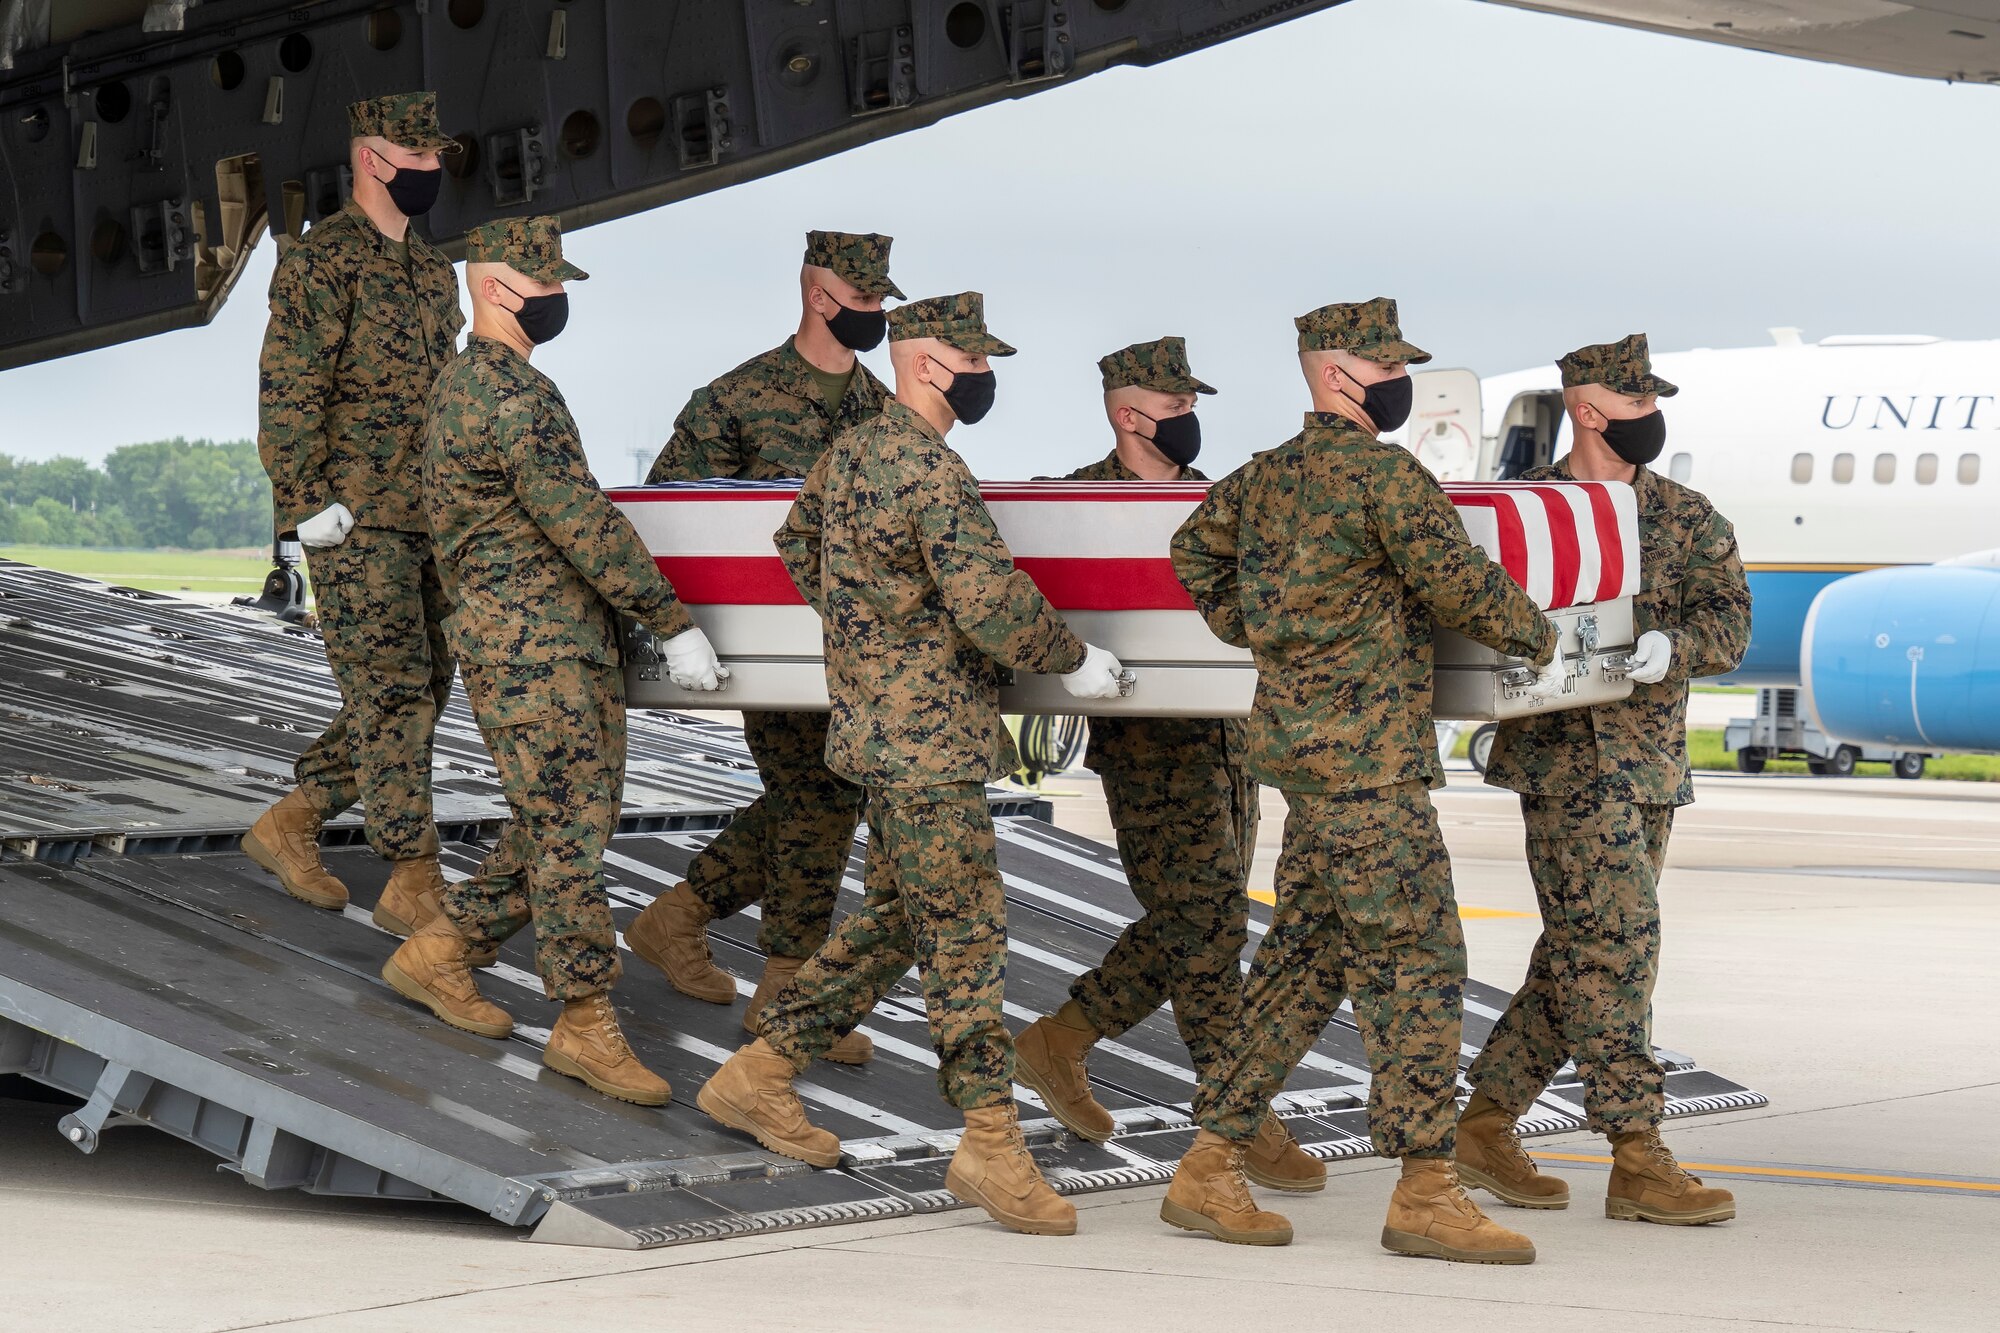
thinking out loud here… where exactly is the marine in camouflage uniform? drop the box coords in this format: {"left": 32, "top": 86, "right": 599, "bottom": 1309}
{"left": 383, "top": 217, "right": 708, "bottom": 1106}
{"left": 698, "top": 294, "right": 1103, "bottom": 1237}
{"left": 1161, "top": 299, "right": 1559, "bottom": 1257}
{"left": 243, "top": 93, "right": 462, "bottom": 917}
{"left": 627, "top": 233, "right": 897, "bottom": 1058}
{"left": 1008, "top": 337, "right": 1324, "bottom": 1186}
{"left": 1457, "top": 335, "right": 1750, "bottom": 1225}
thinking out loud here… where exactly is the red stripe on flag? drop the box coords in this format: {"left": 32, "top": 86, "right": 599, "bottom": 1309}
{"left": 1014, "top": 557, "right": 1195, "bottom": 610}
{"left": 1448, "top": 495, "right": 1531, "bottom": 595}
{"left": 655, "top": 554, "right": 1194, "bottom": 611}
{"left": 612, "top": 487, "right": 799, "bottom": 504}
{"left": 1577, "top": 483, "right": 1629, "bottom": 602}
{"left": 657, "top": 556, "right": 806, "bottom": 605}
{"left": 1521, "top": 486, "right": 1582, "bottom": 609}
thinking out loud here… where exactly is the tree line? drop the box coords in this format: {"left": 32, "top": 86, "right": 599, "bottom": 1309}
{"left": 0, "top": 439, "right": 273, "bottom": 550}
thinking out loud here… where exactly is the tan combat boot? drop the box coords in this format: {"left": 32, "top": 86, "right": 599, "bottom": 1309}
{"left": 1455, "top": 1091, "right": 1570, "bottom": 1209}
{"left": 381, "top": 917, "right": 513, "bottom": 1038}
{"left": 746, "top": 954, "right": 873, "bottom": 1065}
{"left": 543, "top": 994, "right": 672, "bottom": 1106}
{"left": 945, "top": 1103, "right": 1078, "bottom": 1236}
{"left": 1012, "top": 1000, "right": 1115, "bottom": 1142}
{"left": 242, "top": 788, "right": 348, "bottom": 909}
{"left": 626, "top": 885, "right": 737, "bottom": 1004}
{"left": 1161, "top": 1129, "right": 1293, "bottom": 1245}
{"left": 1382, "top": 1158, "right": 1537, "bottom": 1264}
{"left": 697, "top": 1038, "right": 844, "bottom": 1167}
{"left": 372, "top": 855, "right": 499, "bottom": 967}
{"left": 1242, "top": 1113, "right": 1327, "bottom": 1193}
{"left": 1607, "top": 1127, "right": 1736, "bottom": 1225}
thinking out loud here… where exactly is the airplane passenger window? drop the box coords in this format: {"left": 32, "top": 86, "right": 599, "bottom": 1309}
{"left": 1832, "top": 453, "right": 1855, "bottom": 484}
{"left": 1874, "top": 453, "right": 1896, "bottom": 484}
{"left": 1791, "top": 453, "right": 1813, "bottom": 483}
{"left": 1916, "top": 453, "right": 1938, "bottom": 485}
{"left": 1961, "top": 453, "right": 1982, "bottom": 484}
{"left": 1668, "top": 452, "right": 1692, "bottom": 482}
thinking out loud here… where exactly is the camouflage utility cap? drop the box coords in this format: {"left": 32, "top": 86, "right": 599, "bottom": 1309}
{"left": 887, "top": 292, "right": 1015, "bottom": 357}
{"left": 347, "top": 91, "right": 457, "bottom": 152}
{"left": 1099, "top": 336, "right": 1217, "bottom": 395}
{"left": 1295, "top": 297, "right": 1431, "bottom": 365}
{"left": 465, "top": 216, "right": 589, "bottom": 283}
{"left": 1558, "top": 333, "right": 1679, "bottom": 398}
{"left": 804, "top": 230, "right": 906, "bottom": 299}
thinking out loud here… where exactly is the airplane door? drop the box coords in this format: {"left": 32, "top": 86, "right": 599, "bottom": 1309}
{"left": 1406, "top": 368, "right": 1483, "bottom": 481}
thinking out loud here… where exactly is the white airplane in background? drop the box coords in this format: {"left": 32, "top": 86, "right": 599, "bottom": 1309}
{"left": 1399, "top": 332, "right": 2000, "bottom": 771}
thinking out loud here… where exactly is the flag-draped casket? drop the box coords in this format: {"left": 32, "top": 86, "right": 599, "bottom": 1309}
{"left": 609, "top": 479, "right": 1640, "bottom": 721}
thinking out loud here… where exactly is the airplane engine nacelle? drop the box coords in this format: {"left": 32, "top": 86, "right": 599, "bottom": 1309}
{"left": 1802, "top": 566, "right": 2000, "bottom": 754}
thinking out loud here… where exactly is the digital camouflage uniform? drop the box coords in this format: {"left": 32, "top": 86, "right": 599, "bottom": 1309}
{"left": 760, "top": 294, "right": 1088, "bottom": 1109}
{"left": 1174, "top": 299, "right": 1558, "bottom": 1159}
{"left": 424, "top": 218, "right": 697, "bottom": 1001}
{"left": 645, "top": 230, "right": 898, "bottom": 959}
{"left": 1061, "top": 338, "right": 1258, "bottom": 1083}
{"left": 1470, "top": 334, "right": 1752, "bottom": 1135}
{"left": 259, "top": 92, "right": 463, "bottom": 862}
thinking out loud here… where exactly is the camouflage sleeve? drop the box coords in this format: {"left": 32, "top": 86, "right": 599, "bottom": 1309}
{"left": 915, "top": 458, "right": 1087, "bottom": 674}
{"left": 1667, "top": 506, "right": 1752, "bottom": 682}
{"left": 647, "top": 382, "right": 747, "bottom": 482}
{"left": 775, "top": 458, "right": 827, "bottom": 616}
{"left": 1171, "top": 471, "right": 1249, "bottom": 649}
{"left": 1369, "top": 452, "right": 1557, "bottom": 666}
{"left": 256, "top": 246, "right": 349, "bottom": 532}
{"left": 499, "top": 393, "right": 697, "bottom": 641}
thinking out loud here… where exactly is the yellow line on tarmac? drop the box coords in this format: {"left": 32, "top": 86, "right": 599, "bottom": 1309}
{"left": 1246, "top": 888, "right": 1529, "bottom": 919}
{"left": 1530, "top": 1152, "right": 2000, "bottom": 1194}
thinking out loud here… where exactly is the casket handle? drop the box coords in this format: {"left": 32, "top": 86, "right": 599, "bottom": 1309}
{"left": 624, "top": 620, "right": 663, "bottom": 682}
{"left": 1115, "top": 670, "right": 1137, "bottom": 699}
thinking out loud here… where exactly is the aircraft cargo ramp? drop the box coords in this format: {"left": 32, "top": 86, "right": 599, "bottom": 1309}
{"left": 0, "top": 561, "right": 1766, "bottom": 1249}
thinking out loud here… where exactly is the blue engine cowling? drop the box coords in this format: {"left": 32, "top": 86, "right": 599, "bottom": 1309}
{"left": 1802, "top": 566, "right": 2000, "bottom": 754}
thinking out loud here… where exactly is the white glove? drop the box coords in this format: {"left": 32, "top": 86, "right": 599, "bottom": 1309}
{"left": 296, "top": 502, "right": 354, "bottom": 549}
{"left": 662, "top": 626, "right": 730, "bottom": 692}
{"left": 1061, "top": 643, "right": 1125, "bottom": 700}
{"left": 1626, "top": 630, "right": 1673, "bottom": 685}
{"left": 1520, "top": 647, "right": 1569, "bottom": 703}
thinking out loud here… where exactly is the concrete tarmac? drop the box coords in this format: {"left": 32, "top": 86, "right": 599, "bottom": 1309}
{"left": 4, "top": 765, "right": 1996, "bottom": 1332}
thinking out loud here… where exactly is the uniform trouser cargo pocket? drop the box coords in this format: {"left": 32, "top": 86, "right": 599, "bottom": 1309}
{"left": 1194, "top": 780, "right": 1466, "bottom": 1158}
{"left": 1465, "top": 792, "right": 1669, "bottom": 1133}
{"left": 447, "top": 659, "right": 626, "bottom": 1000}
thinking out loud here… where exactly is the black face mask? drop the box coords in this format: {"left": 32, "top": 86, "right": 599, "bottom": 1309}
{"left": 1341, "top": 370, "right": 1413, "bottom": 434}
{"left": 932, "top": 363, "right": 997, "bottom": 425}
{"left": 372, "top": 161, "right": 442, "bottom": 218}
{"left": 823, "top": 296, "right": 887, "bottom": 352}
{"left": 1133, "top": 409, "right": 1202, "bottom": 468}
{"left": 497, "top": 281, "right": 570, "bottom": 346}
{"left": 1599, "top": 409, "right": 1667, "bottom": 466}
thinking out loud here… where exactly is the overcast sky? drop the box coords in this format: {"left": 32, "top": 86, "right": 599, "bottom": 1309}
{"left": 6, "top": 0, "right": 2000, "bottom": 485}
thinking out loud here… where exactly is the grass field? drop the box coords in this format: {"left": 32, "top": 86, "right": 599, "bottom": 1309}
{"left": 0, "top": 545, "right": 289, "bottom": 596}
{"left": 1456, "top": 722, "right": 1997, "bottom": 781}
{"left": 1686, "top": 727, "right": 2000, "bottom": 781}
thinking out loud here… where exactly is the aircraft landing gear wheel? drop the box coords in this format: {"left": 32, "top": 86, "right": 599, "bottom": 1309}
{"left": 1894, "top": 753, "right": 1926, "bottom": 781}
{"left": 1735, "top": 749, "right": 1767, "bottom": 774}
{"left": 1468, "top": 723, "right": 1498, "bottom": 776}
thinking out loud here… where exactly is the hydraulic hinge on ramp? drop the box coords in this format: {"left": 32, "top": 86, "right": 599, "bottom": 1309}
{"left": 0, "top": 995, "right": 509, "bottom": 1215}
